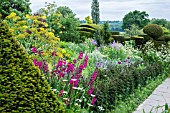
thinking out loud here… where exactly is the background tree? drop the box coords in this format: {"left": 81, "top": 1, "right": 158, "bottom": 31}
{"left": 102, "top": 21, "right": 111, "bottom": 43}
{"left": 149, "top": 18, "right": 168, "bottom": 27}
{"left": 0, "top": 0, "right": 31, "bottom": 18}
{"left": 122, "top": 10, "right": 150, "bottom": 30}
{"left": 91, "top": 0, "right": 100, "bottom": 24}
{"left": 56, "top": 6, "right": 75, "bottom": 18}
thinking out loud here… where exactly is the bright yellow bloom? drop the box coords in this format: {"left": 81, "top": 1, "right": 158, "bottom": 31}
{"left": 42, "top": 16, "right": 46, "bottom": 19}
{"left": 40, "top": 28, "right": 45, "bottom": 31}
{"left": 61, "top": 49, "right": 66, "bottom": 54}
{"left": 48, "top": 32, "right": 54, "bottom": 37}
{"left": 30, "top": 28, "right": 37, "bottom": 32}
{"left": 59, "top": 31, "right": 62, "bottom": 34}
{"left": 10, "top": 12, "right": 16, "bottom": 17}
{"left": 25, "top": 14, "right": 30, "bottom": 19}
{"left": 22, "top": 25, "right": 28, "bottom": 29}
{"left": 17, "top": 34, "right": 25, "bottom": 39}
{"left": 53, "top": 37, "right": 60, "bottom": 41}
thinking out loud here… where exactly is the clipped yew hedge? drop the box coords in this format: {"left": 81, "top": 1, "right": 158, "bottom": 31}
{"left": 0, "top": 21, "right": 65, "bottom": 112}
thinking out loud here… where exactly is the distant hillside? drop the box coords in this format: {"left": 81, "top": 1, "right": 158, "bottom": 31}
{"left": 80, "top": 20, "right": 124, "bottom": 32}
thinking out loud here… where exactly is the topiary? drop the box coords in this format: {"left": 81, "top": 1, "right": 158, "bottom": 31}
{"left": 143, "top": 24, "right": 163, "bottom": 40}
{"left": 0, "top": 21, "right": 65, "bottom": 112}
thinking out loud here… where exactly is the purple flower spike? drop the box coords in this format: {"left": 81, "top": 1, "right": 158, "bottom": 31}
{"left": 118, "top": 61, "right": 122, "bottom": 64}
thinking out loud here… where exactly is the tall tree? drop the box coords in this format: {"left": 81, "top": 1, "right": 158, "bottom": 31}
{"left": 0, "top": 0, "right": 31, "bottom": 18}
{"left": 150, "top": 18, "right": 168, "bottom": 27}
{"left": 91, "top": 0, "right": 100, "bottom": 24}
{"left": 122, "top": 10, "right": 150, "bottom": 30}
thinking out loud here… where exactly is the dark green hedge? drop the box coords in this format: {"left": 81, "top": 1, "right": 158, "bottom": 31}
{"left": 94, "top": 61, "right": 162, "bottom": 112}
{"left": 0, "top": 21, "right": 65, "bottom": 112}
{"left": 143, "top": 24, "right": 163, "bottom": 40}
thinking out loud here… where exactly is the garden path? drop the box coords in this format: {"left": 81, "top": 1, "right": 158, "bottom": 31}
{"left": 133, "top": 78, "right": 170, "bottom": 113}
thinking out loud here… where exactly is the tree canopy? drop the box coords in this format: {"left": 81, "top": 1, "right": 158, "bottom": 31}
{"left": 0, "top": 0, "right": 31, "bottom": 18}
{"left": 91, "top": 0, "right": 100, "bottom": 24}
{"left": 122, "top": 10, "right": 150, "bottom": 30}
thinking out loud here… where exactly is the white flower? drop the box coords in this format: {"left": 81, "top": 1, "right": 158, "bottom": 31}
{"left": 70, "top": 79, "right": 77, "bottom": 81}
{"left": 63, "top": 79, "right": 68, "bottom": 82}
{"left": 76, "top": 99, "right": 82, "bottom": 102}
{"left": 98, "top": 106, "right": 105, "bottom": 111}
{"left": 90, "top": 94, "right": 96, "bottom": 97}
{"left": 87, "top": 103, "right": 93, "bottom": 107}
{"left": 51, "top": 89, "right": 57, "bottom": 92}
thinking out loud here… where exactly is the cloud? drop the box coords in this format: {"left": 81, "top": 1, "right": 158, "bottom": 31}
{"left": 30, "top": 0, "right": 170, "bottom": 21}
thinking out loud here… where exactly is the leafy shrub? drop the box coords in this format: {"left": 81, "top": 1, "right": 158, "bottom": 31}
{"left": 131, "top": 36, "right": 144, "bottom": 48}
{"left": 112, "top": 35, "right": 125, "bottom": 44}
{"left": 94, "top": 61, "right": 162, "bottom": 112}
{"left": 110, "top": 31, "right": 120, "bottom": 35}
{"left": 0, "top": 21, "right": 65, "bottom": 112}
{"left": 143, "top": 24, "right": 163, "bottom": 40}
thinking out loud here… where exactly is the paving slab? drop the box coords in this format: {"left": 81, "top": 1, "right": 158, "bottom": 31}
{"left": 133, "top": 78, "right": 170, "bottom": 113}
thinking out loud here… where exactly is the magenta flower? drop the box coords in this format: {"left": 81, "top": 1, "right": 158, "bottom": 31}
{"left": 58, "top": 90, "right": 64, "bottom": 97}
{"left": 67, "top": 63, "right": 74, "bottom": 73}
{"left": 78, "top": 51, "right": 83, "bottom": 59}
{"left": 69, "top": 79, "right": 78, "bottom": 87}
{"left": 56, "top": 60, "right": 62, "bottom": 68}
{"left": 88, "top": 87, "right": 94, "bottom": 95}
{"left": 31, "top": 47, "right": 37, "bottom": 54}
{"left": 88, "top": 71, "right": 97, "bottom": 86}
{"left": 73, "top": 59, "right": 76, "bottom": 64}
{"left": 37, "top": 61, "right": 43, "bottom": 68}
{"left": 91, "top": 97, "right": 97, "bottom": 105}
{"left": 52, "top": 51, "right": 56, "bottom": 56}
{"left": 33, "top": 58, "right": 37, "bottom": 65}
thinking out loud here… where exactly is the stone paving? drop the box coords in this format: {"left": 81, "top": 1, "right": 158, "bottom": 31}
{"left": 133, "top": 78, "right": 170, "bottom": 113}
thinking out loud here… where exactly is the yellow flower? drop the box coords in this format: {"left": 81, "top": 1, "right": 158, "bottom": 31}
{"left": 42, "top": 16, "right": 46, "bottom": 19}
{"left": 53, "top": 37, "right": 60, "bottom": 41}
{"left": 40, "top": 28, "right": 44, "bottom": 31}
{"left": 30, "top": 28, "right": 37, "bottom": 32}
{"left": 42, "top": 52, "right": 48, "bottom": 56}
{"left": 59, "top": 31, "right": 62, "bottom": 34}
{"left": 17, "top": 34, "right": 25, "bottom": 39}
{"left": 56, "top": 52, "right": 63, "bottom": 58}
{"left": 26, "top": 14, "right": 30, "bottom": 19}
{"left": 10, "top": 12, "right": 16, "bottom": 17}
{"left": 22, "top": 25, "right": 28, "bottom": 29}
{"left": 51, "top": 40, "right": 56, "bottom": 44}
{"left": 61, "top": 49, "right": 66, "bottom": 54}
{"left": 33, "top": 20, "right": 38, "bottom": 23}
{"left": 48, "top": 32, "right": 54, "bottom": 37}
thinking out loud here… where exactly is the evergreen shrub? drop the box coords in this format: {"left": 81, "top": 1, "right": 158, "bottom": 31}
{"left": 0, "top": 21, "right": 65, "bottom": 113}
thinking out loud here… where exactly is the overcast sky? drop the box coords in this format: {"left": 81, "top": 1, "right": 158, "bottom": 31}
{"left": 30, "top": 0, "right": 170, "bottom": 21}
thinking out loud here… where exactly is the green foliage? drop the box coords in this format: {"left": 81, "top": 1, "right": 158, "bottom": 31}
{"left": 40, "top": 2, "right": 81, "bottom": 43}
{"left": 0, "top": 21, "right": 65, "bottom": 112}
{"left": 131, "top": 36, "right": 144, "bottom": 48}
{"left": 149, "top": 18, "right": 168, "bottom": 27}
{"left": 112, "top": 35, "right": 125, "bottom": 44}
{"left": 124, "top": 24, "right": 143, "bottom": 37}
{"left": 85, "top": 16, "right": 93, "bottom": 24}
{"left": 0, "top": 0, "right": 31, "bottom": 19}
{"left": 94, "top": 61, "right": 162, "bottom": 112}
{"left": 143, "top": 24, "right": 163, "bottom": 40}
{"left": 122, "top": 10, "right": 150, "bottom": 30}
{"left": 56, "top": 6, "right": 75, "bottom": 18}
{"left": 93, "top": 28, "right": 104, "bottom": 46}
{"left": 110, "top": 31, "right": 120, "bottom": 35}
{"left": 102, "top": 21, "right": 111, "bottom": 43}
{"left": 112, "top": 73, "right": 167, "bottom": 113}
{"left": 91, "top": 0, "right": 100, "bottom": 24}
{"left": 78, "top": 24, "right": 100, "bottom": 39}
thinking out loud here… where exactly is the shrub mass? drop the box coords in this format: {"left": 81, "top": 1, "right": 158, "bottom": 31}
{"left": 0, "top": 21, "right": 64, "bottom": 112}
